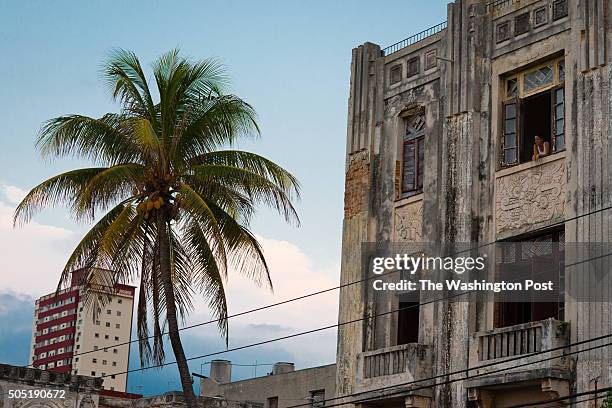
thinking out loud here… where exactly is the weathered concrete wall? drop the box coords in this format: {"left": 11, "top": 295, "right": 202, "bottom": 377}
{"left": 100, "top": 391, "right": 262, "bottom": 408}
{"left": 337, "top": 0, "right": 612, "bottom": 406}
{"left": 0, "top": 363, "right": 102, "bottom": 408}
{"left": 200, "top": 365, "right": 335, "bottom": 408}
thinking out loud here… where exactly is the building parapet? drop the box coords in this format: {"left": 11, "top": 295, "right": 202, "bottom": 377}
{"left": 381, "top": 21, "right": 447, "bottom": 56}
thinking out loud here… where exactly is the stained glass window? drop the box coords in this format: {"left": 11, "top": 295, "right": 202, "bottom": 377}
{"left": 523, "top": 65, "right": 553, "bottom": 93}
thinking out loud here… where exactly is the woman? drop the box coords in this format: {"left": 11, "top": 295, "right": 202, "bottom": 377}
{"left": 532, "top": 135, "right": 550, "bottom": 161}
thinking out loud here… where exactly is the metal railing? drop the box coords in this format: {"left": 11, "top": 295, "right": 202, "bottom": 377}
{"left": 485, "top": 0, "right": 521, "bottom": 12}
{"left": 381, "top": 21, "right": 448, "bottom": 56}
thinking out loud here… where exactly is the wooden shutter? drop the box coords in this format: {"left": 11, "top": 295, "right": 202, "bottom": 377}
{"left": 552, "top": 86, "right": 565, "bottom": 152}
{"left": 502, "top": 100, "right": 519, "bottom": 166}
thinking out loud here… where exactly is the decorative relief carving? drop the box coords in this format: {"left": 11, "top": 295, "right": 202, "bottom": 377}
{"left": 495, "top": 159, "right": 565, "bottom": 235}
{"left": 394, "top": 200, "right": 423, "bottom": 242}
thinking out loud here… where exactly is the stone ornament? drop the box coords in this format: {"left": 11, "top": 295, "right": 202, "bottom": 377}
{"left": 393, "top": 200, "right": 423, "bottom": 242}
{"left": 495, "top": 159, "right": 565, "bottom": 234}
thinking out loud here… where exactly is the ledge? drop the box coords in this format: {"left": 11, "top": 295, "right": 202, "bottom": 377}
{"left": 495, "top": 151, "right": 565, "bottom": 179}
{"left": 394, "top": 193, "right": 424, "bottom": 207}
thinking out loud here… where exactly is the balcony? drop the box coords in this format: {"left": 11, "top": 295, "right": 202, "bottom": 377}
{"left": 356, "top": 343, "right": 432, "bottom": 405}
{"left": 467, "top": 318, "right": 570, "bottom": 389}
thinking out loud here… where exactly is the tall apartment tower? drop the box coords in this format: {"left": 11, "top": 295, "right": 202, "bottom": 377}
{"left": 29, "top": 269, "right": 135, "bottom": 392}
{"left": 337, "top": 0, "right": 612, "bottom": 407}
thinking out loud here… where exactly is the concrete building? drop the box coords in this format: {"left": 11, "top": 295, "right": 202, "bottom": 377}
{"left": 0, "top": 363, "right": 103, "bottom": 408}
{"left": 337, "top": 0, "right": 612, "bottom": 407}
{"left": 30, "top": 268, "right": 135, "bottom": 392}
{"left": 0, "top": 363, "right": 258, "bottom": 408}
{"left": 199, "top": 360, "right": 336, "bottom": 408}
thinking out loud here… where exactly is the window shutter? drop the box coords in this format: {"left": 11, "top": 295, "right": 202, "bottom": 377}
{"left": 502, "top": 101, "right": 519, "bottom": 165}
{"left": 552, "top": 86, "right": 565, "bottom": 152}
{"left": 402, "top": 141, "right": 416, "bottom": 192}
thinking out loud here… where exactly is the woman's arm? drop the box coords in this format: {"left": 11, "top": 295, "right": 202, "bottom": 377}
{"left": 533, "top": 144, "right": 538, "bottom": 161}
{"left": 543, "top": 141, "right": 551, "bottom": 156}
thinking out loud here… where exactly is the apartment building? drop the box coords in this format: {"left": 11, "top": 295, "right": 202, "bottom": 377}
{"left": 30, "top": 268, "right": 135, "bottom": 392}
{"left": 337, "top": 0, "right": 611, "bottom": 407}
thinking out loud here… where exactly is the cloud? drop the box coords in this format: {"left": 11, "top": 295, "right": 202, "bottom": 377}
{"left": 0, "top": 182, "right": 28, "bottom": 205}
{"left": 0, "top": 197, "right": 78, "bottom": 296}
{"left": 0, "top": 182, "right": 341, "bottom": 391}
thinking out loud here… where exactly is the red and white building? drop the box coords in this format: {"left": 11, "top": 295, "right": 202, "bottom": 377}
{"left": 29, "top": 269, "right": 135, "bottom": 392}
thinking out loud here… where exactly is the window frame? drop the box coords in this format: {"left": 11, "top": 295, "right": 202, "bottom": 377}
{"left": 400, "top": 109, "right": 426, "bottom": 196}
{"left": 500, "top": 57, "right": 565, "bottom": 167}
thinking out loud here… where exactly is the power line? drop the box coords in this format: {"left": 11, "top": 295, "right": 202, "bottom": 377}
{"left": 508, "top": 386, "right": 612, "bottom": 408}
{"left": 7, "top": 330, "right": 612, "bottom": 405}
{"left": 277, "top": 334, "right": 612, "bottom": 408}
{"left": 98, "top": 228, "right": 612, "bottom": 380}
{"left": 30, "top": 202, "right": 612, "bottom": 369}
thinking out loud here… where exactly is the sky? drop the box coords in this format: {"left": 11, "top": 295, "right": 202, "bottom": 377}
{"left": 0, "top": 0, "right": 449, "bottom": 397}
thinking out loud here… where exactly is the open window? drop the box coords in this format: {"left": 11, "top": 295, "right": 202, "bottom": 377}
{"left": 397, "top": 289, "right": 420, "bottom": 344}
{"left": 501, "top": 58, "right": 565, "bottom": 167}
{"left": 495, "top": 230, "right": 565, "bottom": 328}
{"left": 401, "top": 110, "right": 426, "bottom": 196}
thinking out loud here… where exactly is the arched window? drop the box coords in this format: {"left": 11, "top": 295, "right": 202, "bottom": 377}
{"left": 402, "top": 113, "right": 426, "bottom": 194}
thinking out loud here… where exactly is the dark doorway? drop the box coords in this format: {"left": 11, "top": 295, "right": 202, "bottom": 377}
{"left": 397, "top": 301, "right": 419, "bottom": 344}
{"left": 520, "top": 91, "right": 552, "bottom": 163}
{"left": 496, "top": 230, "right": 564, "bottom": 328}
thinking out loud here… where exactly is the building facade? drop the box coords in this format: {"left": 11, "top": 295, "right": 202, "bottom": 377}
{"left": 30, "top": 269, "right": 135, "bottom": 392}
{"left": 0, "top": 363, "right": 103, "bottom": 408}
{"left": 337, "top": 0, "right": 612, "bottom": 407}
{"left": 200, "top": 360, "right": 336, "bottom": 408}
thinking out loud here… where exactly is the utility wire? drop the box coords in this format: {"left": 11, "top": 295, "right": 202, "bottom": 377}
{"left": 508, "top": 385, "right": 612, "bottom": 407}
{"left": 29, "top": 202, "right": 612, "bottom": 368}
{"left": 97, "top": 225, "right": 612, "bottom": 380}
{"left": 273, "top": 334, "right": 612, "bottom": 408}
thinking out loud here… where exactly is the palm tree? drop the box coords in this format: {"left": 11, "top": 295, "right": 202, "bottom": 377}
{"left": 14, "top": 49, "right": 300, "bottom": 407}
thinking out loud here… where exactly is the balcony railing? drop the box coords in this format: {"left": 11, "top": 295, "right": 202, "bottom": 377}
{"left": 382, "top": 22, "right": 447, "bottom": 56}
{"left": 357, "top": 343, "right": 432, "bottom": 392}
{"left": 477, "top": 321, "right": 544, "bottom": 361}
{"left": 469, "top": 318, "right": 570, "bottom": 379}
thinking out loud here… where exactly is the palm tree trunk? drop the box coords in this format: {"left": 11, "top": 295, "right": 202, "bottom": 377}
{"left": 158, "top": 214, "right": 198, "bottom": 407}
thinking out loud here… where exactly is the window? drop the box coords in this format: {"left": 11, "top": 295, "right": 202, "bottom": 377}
{"left": 113, "top": 349, "right": 118, "bottom": 354}
{"left": 495, "top": 230, "right": 565, "bottom": 328}
{"left": 106, "top": 310, "right": 111, "bottom": 315}
{"left": 390, "top": 65, "right": 402, "bottom": 85}
{"left": 310, "top": 390, "right": 325, "bottom": 408}
{"left": 514, "top": 12, "right": 530, "bottom": 36}
{"left": 267, "top": 397, "right": 278, "bottom": 408}
{"left": 102, "top": 360, "right": 107, "bottom": 365}
{"left": 406, "top": 57, "right": 419, "bottom": 77}
{"left": 401, "top": 112, "right": 426, "bottom": 194}
{"left": 534, "top": 6, "right": 548, "bottom": 27}
{"left": 118, "top": 299, "right": 122, "bottom": 304}
{"left": 115, "top": 324, "right": 120, "bottom": 329}
{"left": 95, "top": 333, "right": 99, "bottom": 338}
{"left": 106, "top": 322, "right": 110, "bottom": 327}
{"left": 114, "top": 336, "right": 119, "bottom": 341}
{"left": 93, "top": 358, "right": 97, "bottom": 363}
{"left": 91, "top": 371, "right": 96, "bottom": 376}
{"left": 501, "top": 57, "right": 565, "bottom": 166}
{"left": 112, "top": 361, "right": 117, "bottom": 367}
{"left": 111, "top": 375, "right": 116, "bottom": 379}
{"left": 552, "top": 0, "right": 568, "bottom": 20}
{"left": 116, "top": 311, "right": 121, "bottom": 317}
{"left": 424, "top": 49, "right": 437, "bottom": 70}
